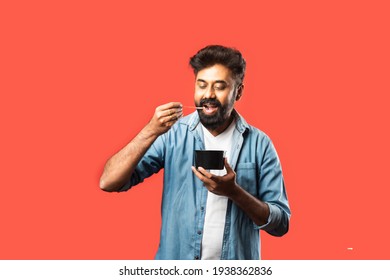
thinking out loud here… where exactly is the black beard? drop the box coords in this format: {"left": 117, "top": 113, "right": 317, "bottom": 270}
{"left": 195, "top": 98, "right": 228, "bottom": 130}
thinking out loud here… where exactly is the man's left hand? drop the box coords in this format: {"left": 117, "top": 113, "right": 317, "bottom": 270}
{"left": 191, "top": 158, "right": 238, "bottom": 197}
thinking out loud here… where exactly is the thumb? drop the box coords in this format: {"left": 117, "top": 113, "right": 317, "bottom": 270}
{"left": 224, "top": 158, "right": 233, "bottom": 173}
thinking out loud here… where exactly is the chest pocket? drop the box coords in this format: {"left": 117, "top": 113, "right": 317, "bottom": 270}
{"left": 235, "top": 162, "right": 258, "bottom": 196}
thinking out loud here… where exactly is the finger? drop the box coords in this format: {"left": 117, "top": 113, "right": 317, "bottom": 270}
{"left": 191, "top": 166, "right": 205, "bottom": 181}
{"left": 197, "top": 167, "right": 214, "bottom": 180}
{"left": 191, "top": 166, "right": 212, "bottom": 181}
{"left": 177, "top": 111, "right": 184, "bottom": 119}
{"left": 158, "top": 107, "right": 183, "bottom": 118}
{"left": 224, "top": 158, "right": 233, "bottom": 173}
{"left": 157, "top": 102, "right": 183, "bottom": 111}
{"left": 174, "top": 109, "right": 184, "bottom": 118}
{"left": 162, "top": 110, "right": 183, "bottom": 125}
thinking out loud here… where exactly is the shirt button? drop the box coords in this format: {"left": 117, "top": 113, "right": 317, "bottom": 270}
{"left": 200, "top": 207, "right": 204, "bottom": 211}
{"left": 197, "top": 230, "right": 202, "bottom": 235}
{"left": 194, "top": 256, "right": 199, "bottom": 260}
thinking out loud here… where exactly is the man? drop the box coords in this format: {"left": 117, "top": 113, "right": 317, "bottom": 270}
{"left": 100, "top": 45, "right": 291, "bottom": 260}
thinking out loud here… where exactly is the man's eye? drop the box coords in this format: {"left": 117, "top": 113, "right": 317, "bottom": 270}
{"left": 198, "top": 84, "right": 207, "bottom": 89}
{"left": 214, "top": 86, "right": 226, "bottom": 91}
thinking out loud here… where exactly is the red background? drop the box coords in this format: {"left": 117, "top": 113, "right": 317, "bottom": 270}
{"left": 1, "top": 0, "right": 389, "bottom": 259}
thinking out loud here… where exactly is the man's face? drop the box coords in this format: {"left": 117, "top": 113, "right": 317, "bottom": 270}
{"left": 194, "top": 64, "right": 241, "bottom": 130}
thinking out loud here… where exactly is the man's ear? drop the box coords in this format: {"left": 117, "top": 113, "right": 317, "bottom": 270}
{"left": 235, "top": 84, "right": 244, "bottom": 101}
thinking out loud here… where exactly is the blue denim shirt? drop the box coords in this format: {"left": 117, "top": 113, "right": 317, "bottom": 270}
{"left": 120, "top": 110, "right": 290, "bottom": 260}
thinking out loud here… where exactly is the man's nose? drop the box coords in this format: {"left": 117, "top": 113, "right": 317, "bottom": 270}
{"left": 203, "top": 86, "right": 216, "bottom": 99}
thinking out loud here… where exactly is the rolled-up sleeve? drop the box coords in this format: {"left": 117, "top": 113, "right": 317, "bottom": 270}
{"left": 118, "top": 134, "right": 166, "bottom": 192}
{"left": 254, "top": 139, "right": 291, "bottom": 236}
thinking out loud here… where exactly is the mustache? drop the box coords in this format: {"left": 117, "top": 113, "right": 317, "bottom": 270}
{"left": 199, "top": 98, "right": 222, "bottom": 107}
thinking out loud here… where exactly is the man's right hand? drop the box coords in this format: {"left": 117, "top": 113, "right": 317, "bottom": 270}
{"left": 146, "top": 102, "right": 183, "bottom": 136}
{"left": 100, "top": 101, "right": 183, "bottom": 192}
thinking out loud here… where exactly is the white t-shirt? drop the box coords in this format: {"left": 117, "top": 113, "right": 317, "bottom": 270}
{"left": 201, "top": 119, "right": 236, "bottom": 260}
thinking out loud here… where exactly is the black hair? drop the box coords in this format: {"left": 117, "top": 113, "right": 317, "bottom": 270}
{"left": 189, "top": 45, "right": 246, "bottom": 84}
